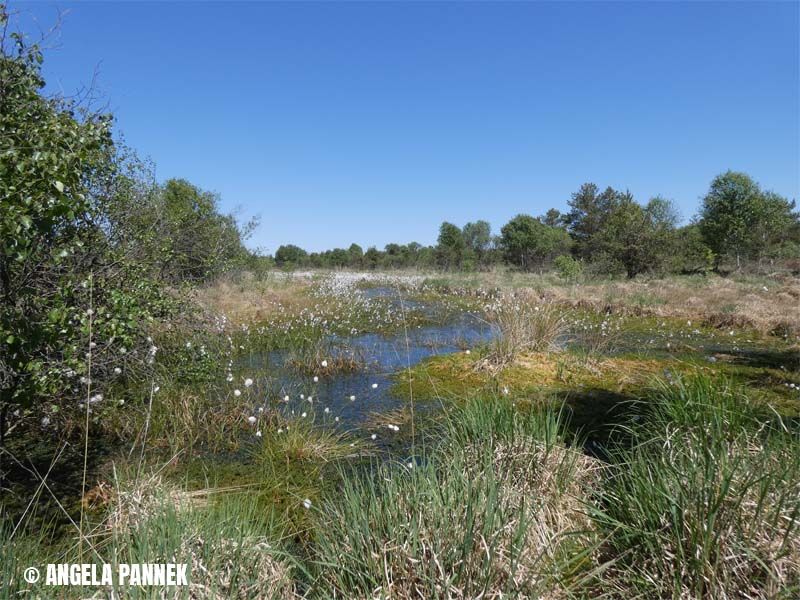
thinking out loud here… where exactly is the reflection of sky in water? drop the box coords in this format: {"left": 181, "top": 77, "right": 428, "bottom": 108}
{"left": 242, "top": 287, "right": 497, "bottom": 429}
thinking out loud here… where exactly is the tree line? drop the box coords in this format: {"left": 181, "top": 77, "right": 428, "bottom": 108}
{"left": 273, "top": 175, "right": 799, "bottom": 277}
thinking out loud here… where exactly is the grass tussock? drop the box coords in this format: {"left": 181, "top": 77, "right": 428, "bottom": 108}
{"left": 310, "top": 398, "right": 602, "bottom": 598}
{"left": 130, "top": 385, "right": 254, "bottom": 456}
{"left": 250, "top": 417, "right": 365, "bottom": 537}
{"left": 481, "top": 294, "right": 567, "bottom": 369}
{"left": 105, "top": 475, "right": 297, "bottom": 599}
{"left": 594, "top": 375, "right": 800, "bottom": 598}
{"left": 0, "top": 522, "right": 49, "bottom": 599}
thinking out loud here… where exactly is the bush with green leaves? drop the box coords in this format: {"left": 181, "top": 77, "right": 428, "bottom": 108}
{"left": 699, "top": 171, "right": 799, "bottom": 270}
{"left": 0, "top": 11, "right": 250, "bottom": 458}
{"left": 500, "top": 214, "right": 572, "bottom": 271}
{"left": 1, "top": 16, "right": 116, "bottom": 417}
{"left": 554, "top": 254, "right": 583, "bottom": 281}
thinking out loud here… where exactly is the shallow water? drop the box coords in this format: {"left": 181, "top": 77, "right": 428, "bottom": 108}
{"left": 242, "top": 287, "right": 497, "bottom": 429}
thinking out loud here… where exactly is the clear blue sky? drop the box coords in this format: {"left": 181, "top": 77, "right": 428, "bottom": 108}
{"left": 13, "top": 1, "right": 800, "bottom": 253}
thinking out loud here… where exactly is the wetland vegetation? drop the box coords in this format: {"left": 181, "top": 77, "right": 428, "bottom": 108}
{"left": 3, "top": 270, "right": 799, "bottom": 598}
{"left": 2, "top": 4, "right": 800, "bottom": 598}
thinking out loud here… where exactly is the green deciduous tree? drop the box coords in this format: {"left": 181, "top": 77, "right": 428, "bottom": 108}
{"left": 669, "top": 224, "right": 714, "bottom": 274}
{"left": 593, "top": 196, "right": 678, "bottom": 278}
{"left": 499, "top": 214, "right": 571, "bottom": 271}
{"left": 364, "top": 246, "right": 381, "bottom": 270}
{"left": 153, "top": 179, "right": 251, "bottom": 281}
{"left": 274, "top": 244, "right": 308, "bottom": 267}
{"left": 462, "top": 220, "right": 492, "bottom": 267}
{"left": 348, "top": 243, "right": 364, "bottom": 268}
{"left": 0, "top": 12, "right": 220, "bottom": 456}
{"left": 1, "top": 16, "right": 115, "bottom": 414}
{"left": 698, "top": 171, "right": 798, "bottom": 269}
{"left": 698, "top": 171, "right": 761, "bottom": 269}
{"left": 436, "top": 222, "right": 466, "bottom": 270}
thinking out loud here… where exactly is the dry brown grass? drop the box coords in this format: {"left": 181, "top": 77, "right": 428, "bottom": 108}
{"left": 480, "top": 293, "right": 567, "bottom": 370}
{"left": 198, "top": 270, "right": 800, "bottom": 338}
{"left": 194, "top": 273, "right": 315, "bottom": 325}
{"left": 104, "top": 473, "right": 298, "bottom": 599}
{"left": 312, "top": 400, "right": 604, "bottom": 599}
{"left": 459, "top": 438, "right": 602, "bottom": 596}
{"left": 536, "top": 276, "right": 800, "bottom": 337}
{"left": 414, "top": 269, "right": 800, "bottom": 337}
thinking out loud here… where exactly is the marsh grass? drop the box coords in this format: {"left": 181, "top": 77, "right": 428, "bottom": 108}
{"left": 5, "top": 272, "right": 799, "bottom": 599}
{"left": 249, "top": 417, "right": 366, "bottom": 540}
{"left": 416, "top": 270, "right": 800, "bottom": 338}
{"left": 310, "top": 398, "right": 602, "bottom": 598}
{"left": 0, "top": 521, "right": 52, "bottom": 599}
{"left": 1, "top": 474, "right": 299, "bottom": 599}
{"left": 128, "top": 383, "right": 255, "bottom": 457}
{"left": 286, "top": 337, "right": 366, "bottom": 376}
{"left": 594, "top": 375, "right": 800, "bottom": 598}
{"left": 103, "top": 476, "right": 298, "bottom": 599}
{"left": 481, "top": 294, "right": 567, "bottom": 368}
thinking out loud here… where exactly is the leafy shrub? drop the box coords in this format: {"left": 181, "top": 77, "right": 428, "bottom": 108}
{"left": 554, "top": 254, "right": 584, "bottom": 281}
{"left": 0, "top": 11, "right": 251, "bottom": 456}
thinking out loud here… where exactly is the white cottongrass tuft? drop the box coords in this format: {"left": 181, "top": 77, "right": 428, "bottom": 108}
{"left": 302, "top": 498, "right": 312, "bottom": 509}
{"left": 248, "top": 416, "right": 257, "bottom": 424}
{"left": 234, "top": 389, "right": 241, "bottom": 397}
{"left": 321, "top": 360, "right": 328, "bottom": 368}
{"left": 244, "top": 378, "right": 254, "bottom": 387}
{"left": 349, "top": 395, "right": 356, "bottom": 401}
{"left": 371, "top": 383, "right": 378, "bottom": 389}
{"left": 255, "top": 430, "right": 262, "bottom": 437}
